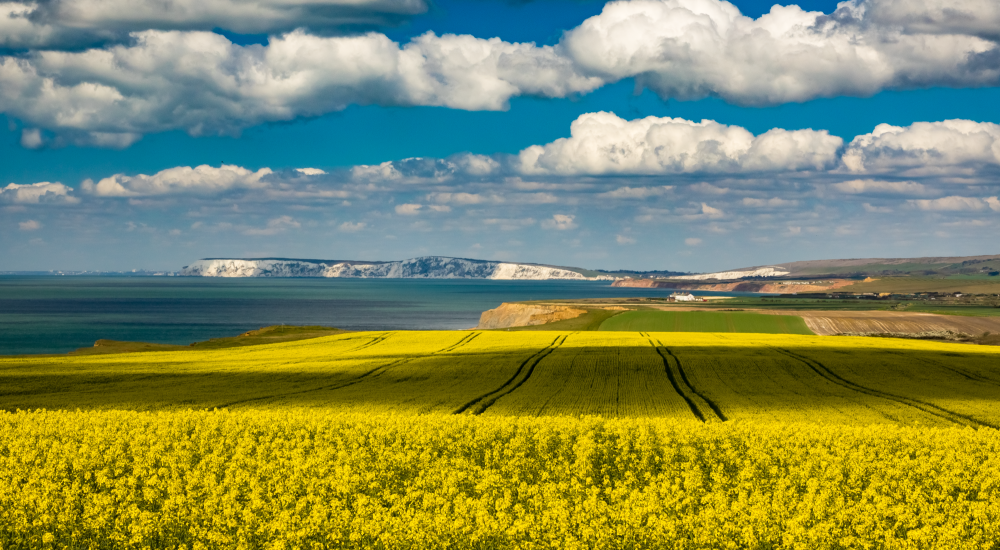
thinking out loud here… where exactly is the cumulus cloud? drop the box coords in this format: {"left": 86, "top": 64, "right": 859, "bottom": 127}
{"left": 81, "top": 164, "right": 272, "bottom": 197}
{"left": 1, "top": 181, "right": 79, "bottom": 204}
{"left": 541, "top": 214, "right": 577, "bottom": 230}
{"left": 394, "top": 203, "right": 423, "bottom": 215}
{"left": 518, "top": 112, "right": 842, "bottom": 175}
{"left": 684, "top": 237, "right": 702, "bottom": 246}
{"left": 859, "top": 0, "right": 1000, "bottom": 40}
{"left": 295, "top": 168, "right": 327, "bottom": 176}
{"left": 700, "top": 203, "right": 724, "bottom": 217}
{"left": 561, "top": 0, "right": 998, "bottom": 107}
{"left": 832, "top": 179, "right": 930, "bottom": 195}
{"left": 842, "top": 120, "right": 1000, "bottom": 175}
{"left": 0, "top": 0, "right": 429, "bottom": 49}
{"left": 5, "top": 0, "right": 1000, "bottom": 146}
{"left": 616, "top": 234, "right": 635, "bottom": 244}
{"left": 339, "top": 221, "right": 366, "bottom": 232}
{"left": 18, "top": 219, "right": 41, "bottom": 231}
{"left": 427, "top": 192, "right": 490, "bottom": 205}
{"left": 908, "top": 195, "right": 1000, "bottom": 212}
{"left": 0, "top": 30, "right": 601, "bottom": 145}
{"left": 597, "top": 186, "right": 673, "bottom": 199}
{"left": 741, "top": 197, "right": 797, "bottom": 207}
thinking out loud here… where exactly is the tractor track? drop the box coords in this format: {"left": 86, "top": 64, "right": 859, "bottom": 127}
{"left": 454, "top": 333, "right": 571, "bottom": 415}
{"left": 642, "top": 333, "right": 726, "bottom": 422}
{"left": 773, "top": 347, "right": 995, "bottom": 429}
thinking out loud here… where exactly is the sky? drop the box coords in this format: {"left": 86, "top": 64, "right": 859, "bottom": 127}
{"left": 1, "top": 0, "right": 999, "bottom": 272}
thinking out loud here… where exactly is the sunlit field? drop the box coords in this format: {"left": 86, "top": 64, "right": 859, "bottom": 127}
{"left": 3, "top": 331, "right": 1000, "bottom": 547}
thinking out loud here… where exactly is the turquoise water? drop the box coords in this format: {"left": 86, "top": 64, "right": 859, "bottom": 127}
{"left": 0, "top": 276, "right": 749, "bottom": 355}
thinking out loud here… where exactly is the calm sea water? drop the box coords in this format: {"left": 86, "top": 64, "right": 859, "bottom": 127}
{"left": 0, "top": 276, "right": 746, "bottom": 355}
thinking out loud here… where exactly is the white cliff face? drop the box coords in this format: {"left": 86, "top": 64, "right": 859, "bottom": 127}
{"left": 672, "top": 267, "right": 790, "bottom": 280}
{"left": 181, "top": 257, "right": 590, "bottom": 280}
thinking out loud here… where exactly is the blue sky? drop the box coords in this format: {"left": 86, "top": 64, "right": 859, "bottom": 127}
{"left": 2, "top": 0, "right": 1000, "bottom": 271}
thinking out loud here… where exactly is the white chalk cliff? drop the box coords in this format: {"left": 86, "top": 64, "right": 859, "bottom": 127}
{"left": 180, "top": 257, "right": 593, "bottom": 280}
{"left": 670, "top": 266, "right": 790, "bottom": 281}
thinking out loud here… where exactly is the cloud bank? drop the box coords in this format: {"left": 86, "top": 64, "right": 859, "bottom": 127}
{"left": 3, "top": 0, "right": 1000, "bottom": 145}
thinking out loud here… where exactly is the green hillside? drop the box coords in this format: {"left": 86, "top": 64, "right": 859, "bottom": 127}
{"left": 598, "top": 310, "right": 814, "bottom": 334}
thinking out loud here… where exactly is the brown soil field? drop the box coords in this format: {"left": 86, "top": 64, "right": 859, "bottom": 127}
{"left": 757, "top": 310, "right": 1000, "bottom": 336}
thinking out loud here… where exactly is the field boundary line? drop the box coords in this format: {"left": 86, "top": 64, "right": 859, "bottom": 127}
{"left": 773, "top": 347, "right": 996, "bottom": 429}
{"left": 454, "top": 334, "right": 570, "bottom": 415}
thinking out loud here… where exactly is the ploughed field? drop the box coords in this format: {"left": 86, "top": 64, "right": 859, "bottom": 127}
{"left": 3, "top": 331, "right": 1000, "bottom": 548}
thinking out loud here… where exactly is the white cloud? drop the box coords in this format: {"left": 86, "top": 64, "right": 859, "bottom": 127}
{"left": 860, "top": 0, "right": 1000, "bottom": 40}
{"left": 1, "top": 181, "right": 78, "bottom": 204}
{"left": 684, "top": 237, "right": 702, "bottom": 246}
{"left": 518, "top": 112, "right": 842, "bottom": 175}
{"left": 832, "top": 179, "right": 929, "bottom": 195}
{"left": 616, "top": 234, "right": 635, "bottom": 244}
{"left": 701, "top": 203, "right": 724, "bottom": 217}
{"left": 18, "top": 219, "right": 41, "bottom": 231}
{"left": 541, "top": 214, "right": 577, "bottom": 230}
{"left": 741, "top": 197, "right": 797, "bottom": 207}
{"left": 4, "top": 0, "right": 1000, "bottom": 147}
{"left": 908, "top": 195, "right": 1000, "bottom": 212}
{"left": 451, "top": 154, "right": 499, "bottom": 176}
{"left": 295, "top": 168, "right": 327, "bottom": 176}
{"left": 81, "top": 164, "right": 271, "bottom": 197}
{"left": 243, "top": 215, "right": 300, "bottom": 235}
{"left": 597, "top": 186, "right": 673, "bottom": 199}
{"left": 395, "top": 203, "right": 423, "bottom": 215}
{"left": 339, "top": 221, "right": 366, "bottom": 232}
{"left": 20, "top": 128, "right": 43, "bottom": 149}
{"left": 842, "top": 120, "right": 1000, "bottom": 174}
{"left": 427, "top": 192, "right": 489, "bottom": 205}
{"left": 0, "top": 0, "right": 430, "bottom": 48}
{"left": 561, "top": 0, "right": 998, "bottom": 107}
{"left": 0, "top": 29, "right": 601, "bottom": 144}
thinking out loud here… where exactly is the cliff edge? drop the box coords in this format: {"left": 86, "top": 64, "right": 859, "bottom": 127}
{"left": 476, "top": 303, "right": 587, "bottom": 329}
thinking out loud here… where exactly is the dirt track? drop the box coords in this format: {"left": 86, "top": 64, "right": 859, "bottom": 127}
{"left": 757, "top": 310, "right": 1000, "bottom": 336}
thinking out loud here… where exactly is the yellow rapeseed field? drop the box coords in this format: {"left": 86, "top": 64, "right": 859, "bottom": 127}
{"left": 2, "top": 331, "right": 1000, "bottom": 547}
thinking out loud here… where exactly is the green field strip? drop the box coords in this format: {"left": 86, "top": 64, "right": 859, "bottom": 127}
{"left": 646, "top": 334, "right": 727, "bottom": 422}
{"left": 771, "top": 347, "right": 995, "bottom": 429}
{"left": 598, "top": 311, "right": 814, "bottom": 334}
{"left": 454, "top": 334, "right": 567, "bottom": 415}
{"left": 218, "top": 332, "right": 477, "bottom": 409}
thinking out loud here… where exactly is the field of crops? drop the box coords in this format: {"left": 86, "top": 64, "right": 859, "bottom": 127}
{"left": 4, "top": 330, "right": 1000, "bottom": 547}
{"left": 598, "top": 310, "right": 814, "bottom": 334}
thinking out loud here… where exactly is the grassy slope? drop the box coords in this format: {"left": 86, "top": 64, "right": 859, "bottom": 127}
{"left": 597, "top": 310, "right": 814, "bottom": 334}
{"left": 505, "top": 309, "right": 623, "bottom": 331}
{"left": 3, "top": 330, "right": 999, "bottom": 427}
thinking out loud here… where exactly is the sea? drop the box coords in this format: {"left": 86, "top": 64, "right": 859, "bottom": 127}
{"left": 0, "top": 276, "right": 749, "bottom": 355}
